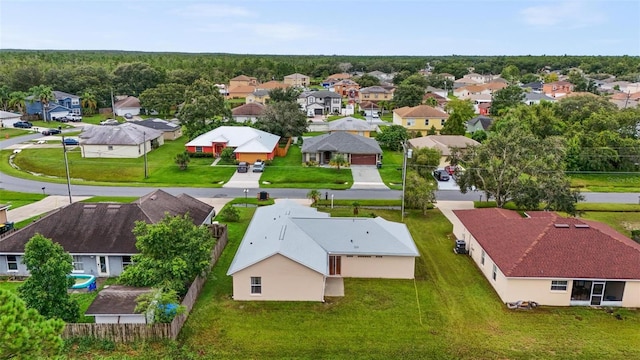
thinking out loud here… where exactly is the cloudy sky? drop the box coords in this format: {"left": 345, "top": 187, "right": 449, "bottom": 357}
{"left": 1, "top": 0, "right": 638, "bottom": 55}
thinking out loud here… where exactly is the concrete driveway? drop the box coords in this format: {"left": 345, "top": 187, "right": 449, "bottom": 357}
{"left": 350, "top": 165, "right": 388, "bottom": 189}
{"left": 223, "top": 168, "right": 262, "bottom": 189}
{"left": 434, "top": 169, "right": 460, "bottom": 191}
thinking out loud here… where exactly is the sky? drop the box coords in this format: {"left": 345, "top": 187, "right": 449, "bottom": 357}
{"left": 1, "top": 0, "right": 638, "bottom": 56}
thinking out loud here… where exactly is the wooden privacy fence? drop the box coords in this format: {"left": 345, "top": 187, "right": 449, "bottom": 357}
{"left": 63, "top": 224, "right": 228, "bottom": 342}
{"left": 275, "top": 137, "right": 292, "bottom": 157}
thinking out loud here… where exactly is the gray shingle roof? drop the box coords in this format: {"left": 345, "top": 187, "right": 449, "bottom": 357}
{"left": 299, "top": 90, "right": 342, "bottom": 99}
{"left": 80, "top": 123, "right": 163, "bottom": 145}
{"left": 328, "top": 117, "right": 375, "bottom": 132}
{"left": 85, "top": 286, "right": 152, "bottom": 315}
{"left": 302, "top": 132, "right": 382, "bottom": 154}
{"left": 53, "top": 91, "right": 79, "bottom": 99}
{"left": 227, "top": 201, "right": 419, "bottom": 275}
{"left": 134, "top": 118, "right": 180, "bottom": 131}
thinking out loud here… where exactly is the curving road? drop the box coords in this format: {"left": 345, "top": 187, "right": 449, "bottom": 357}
{"left": 1, "top": 133, "right": 638, "bottom": 203}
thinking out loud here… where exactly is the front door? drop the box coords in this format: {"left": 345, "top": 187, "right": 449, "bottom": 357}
{"left": 590, "top": 281, "right": 605, "bottom": 305}
{"left": 96, "top": 256, "right": 109, "bottom": 276}
{"left": 329, "top": 255, "right": 341, "bottom": 276}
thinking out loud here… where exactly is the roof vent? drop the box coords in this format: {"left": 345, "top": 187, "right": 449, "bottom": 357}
{"left": 150, "top": 195, "right": 157, "bottom": 200}
{"left": 279, "top": 225, "right": 287, "bottom": 240}
{"left": 83, "top": 204, "right": 97, "bottom": 209}
{"left": 554, "top": 224, "right": 570, "bottom": 228}
{"left": 574, "top": 224, "right": 590, "bottom": 229}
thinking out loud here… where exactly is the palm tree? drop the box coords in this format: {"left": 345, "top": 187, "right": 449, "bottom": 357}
{"left": 81, "top": 91, "right": 97, "bottom": 115}
{"left": 329, "top": 154, "right": 348, "bottom": 171}
{"left": 306, "top": 189, "right": 321, "bottom": 205}
{"left": 8, "top": 91, "right": 27, "bottom": 115}
{"left": 174, "top": 151, "right": 191, "bottom": 170}
{"left": 29, "top": 85, "right": 54, "bottom": 121}
{"left": 0, "top": 85, "right": 9, "bottom": 111}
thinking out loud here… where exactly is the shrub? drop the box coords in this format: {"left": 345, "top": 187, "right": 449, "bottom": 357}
{"left": 188, "top": 152, "right": 212, "bottom": 158}
{"left": 219, "top": 206, "right": 240, "bottom": 222}
{"left": 220, "top": 148, "right": 235, "bottom": 162}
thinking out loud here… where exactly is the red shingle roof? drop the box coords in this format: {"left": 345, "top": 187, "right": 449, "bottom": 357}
{"left": 454, "top": 208, "right": 640, "bottom": 279}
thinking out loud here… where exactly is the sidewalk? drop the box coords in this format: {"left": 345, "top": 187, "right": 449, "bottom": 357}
{"left": 7, "top": 195, "right": 91, "bottom": 223}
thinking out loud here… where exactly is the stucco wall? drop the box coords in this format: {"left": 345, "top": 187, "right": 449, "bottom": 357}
{"left": 622, "top": 282, "right": 640, "bottom": 307}
{"left": 0, "top": 255, "right": 29, "bottom": 276}
{"left": 232, "top": 254, "right": 325, "bottom": 301}
{"left": 340, "top": 255, "right": 415, "bottom": 279}
{"left": 82, "top": 145, "right": 142, "bottom": 158}
{"left": 237, "top": 152, "right": 272, "bottom": 163}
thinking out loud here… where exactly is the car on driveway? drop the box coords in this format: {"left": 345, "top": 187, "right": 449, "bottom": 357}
{"left": 252, "top": 160, "right": 265, "bottom": 172}
{"left": 237, "top": 162, "right": 249, "bottom": 173}
{"left": 67, "top": 114, "right": 82, "bottom": 122}
{"left": 63, "top": 138, "right": 79, "bottom": 146}
{"left": 433, "top": 169, "right": 450, "bottom": 181}
{"left": 13, "top": 121, "right": 32, "bottom": 128}
{"left": 42, "top": 129, "right": 62, "bottom": 136}
{"left": 100, "top": 119, "right": 119, "bottom": 126}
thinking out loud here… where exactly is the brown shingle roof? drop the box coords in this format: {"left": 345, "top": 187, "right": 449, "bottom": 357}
{"left": 85, "top": 286, "right": 152, "bottom": 315}
{"left": 394, "top": 105, "right": 448, "bottom": 119}
{"left": 454, "top": 208, "right": 640, "bottom": 279}
{"left": 114, "top": 96, "right": 140, "bottom": 109}
{"left": 407, "top": 135, "right": 479, "bottom": 155}
{"left": 327, "top": 73, "right": 351, "bottom": 80}
{"left": 227, "top": 85, "right": 256, "bottom": 95}
{"left": 232, "top": 103, "right": 265, "bottom": 116}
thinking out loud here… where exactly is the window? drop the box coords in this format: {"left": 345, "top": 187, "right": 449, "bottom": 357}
{"left": 406, "top": 120, "right": 414, "bottom": 126}
{"left": 72, "top": 99, "right": 80, "bottom": 105}
{"left": 195, "top": 146, "right": 203, "bottom": 153}
{"left": 6, "top": 255, "right": 18, "bottom": 271}
{"left": 309, "top": 154, "right": 316, "bottom": 161}
{"left": 122, "top": 256, "right": 133, "bottom": 269}
{"left": 107, "top": 145, "right": 113, "bottom": 151}
{"left": 481, "top": 250, "right": 485, "bottom": 266}
{"left": 492, "top": 264, "right": 497, "bottom": 281}
{"left": 250, "top": 277, "right": 262, "bottom": 294}
{"left": 441, "top": 119, "right": 446, "bottom": 126}
{"left": 72, "top": 256, "right": 84, "bottom": 272}
{"left": 551, "top": 280, "right": 568, "bottom": 291}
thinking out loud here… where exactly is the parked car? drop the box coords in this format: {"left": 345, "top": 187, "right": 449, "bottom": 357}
{"left": 13, "top": 121, "right": 32, "bottom": 128}
{"left": 63, "top": 138, "right": 79, "bottom": 146}
{"left": 252, "top": 160, "right": 265, "bottom": 173}
{"left": 67, "top": 114, "right": 82, "bottom": 122}
{"left": 42, "top": 129, "right": 62, "bottom": 136}
{"left": 237, "top": 162, "right": 249, "bottom": 173}
{"left": 433, "top": 169, "right": 450, "bottom": 181}
{"left": 124, "top": 113, "right": 133, "bottom": 119}
{"left": 100, "top": 119, "right": 119, "bottom": 126}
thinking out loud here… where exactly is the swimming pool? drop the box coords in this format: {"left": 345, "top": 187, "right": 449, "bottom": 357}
{"left": 69, "top": 274, "right": 96, "bottom": 289}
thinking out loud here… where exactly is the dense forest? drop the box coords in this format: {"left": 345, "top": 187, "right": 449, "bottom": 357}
{"left": 0, "top": 50, "right": 639, "bottom": 108}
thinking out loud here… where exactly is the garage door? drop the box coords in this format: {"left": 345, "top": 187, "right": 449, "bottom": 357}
{"left": 351, "top": 154, "right": 377, "bottom": 165}
{"left": 314, "top": 108, "right": 323, "bottom": 115}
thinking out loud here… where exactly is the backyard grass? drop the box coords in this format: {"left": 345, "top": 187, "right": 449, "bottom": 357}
{"left": 0, "top": 127, "right": 31, "bottom": 138}
{"left": 377, "top": 149, "right": 403, "bottom": 190}
{"left": 0, "top": 189, "right": 46, "bottom": 209}
{"left": 569, "top": 173, "right": 640, "bottom": 192}
{"left": 577, "top": 211, "right": 640, "bottom": 237}
{"left": 2, "top": 137, "right": 236, "bottom": 187}
{"left": 260, "top": 145, "right": 353, "bottom": 189}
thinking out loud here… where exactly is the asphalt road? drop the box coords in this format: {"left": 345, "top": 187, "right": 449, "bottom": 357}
{"left": 1, "top": 133, "right": 638, "bottom": 203}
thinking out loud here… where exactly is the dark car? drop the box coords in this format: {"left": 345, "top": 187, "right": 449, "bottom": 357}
{"left": 63, "top": 138, "right": 79, "bottom": 146}
{"left": 13, "top": 121, "right": 32, "bottom": 128}
{"left": 237, "top": 161, "right": 249, "bottom": 173}
{"left": 433, "top": 169, "right": 450, "bottom": 181}
{"left": 252, "top": 160, "right": 265, "bottom": 173}
{"left": 42, "top": 129, "right": 62, "bottom": 136}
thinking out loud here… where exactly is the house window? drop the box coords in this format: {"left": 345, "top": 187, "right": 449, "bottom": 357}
{"left": 107, "top": 145, "right": 113, "bottom": 151}
{"left": 406, "top": 120, "right": 414, "bottom": 126}
{"left": 6, "top": 255, "right": 18, "bottom": 271}
{"left": 250, "top": 277, "right": 262, "bottom": 294}
{"left": 481, "top": 250, "right": 485, "bottom": 266}
{"left": 551, "top": 280, "right": 568, "bottom": 291}
{"left": 72, "top": 99, "right": 80, "bottom": 105}
{"left": 195, "top": 146, "right": 203, "bottom": 153}
{"left": 122, "top": 256, "right": 133, "bottom": 269}
{"left": 309, "top": 154, "right": 316, "bottom": 161}
{"left": 441, "top": 119, "right": 446, "bottom": 126}
{"left": 492, "top": 264, "right": 497, "bottom": 281}
{"left": 72, "top": 256, "right": 84, "bottom": 272}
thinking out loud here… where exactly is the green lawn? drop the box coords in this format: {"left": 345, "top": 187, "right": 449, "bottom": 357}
{"left": 0, "top": 127, "right": 31, "bottom": 139}
{"left": 260, "top": 145, "right": 353, "bottom": 189}
{"left": 30, "top": 121, "right": 74, "bottom": 129}
{"left": 2, "top": 137, "right": 236, "bottom": 187}
{"left": 569, "top": 173, "right": 640, "bottom": 192}
{"left": 378, "top": 149, "right": 404, "bottom": 189}
{"left": 0, "top": 189, "right": 46, "bottom": 209}
{"left": 578, "top": 211, "right": 640, "bottom": 238}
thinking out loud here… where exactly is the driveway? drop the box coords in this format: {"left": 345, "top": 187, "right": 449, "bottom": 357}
{"left": 7, "top": 195, "right": 91, "bottom": 223}
{"left": 350, "top": 165, "right": 388, "bottom": 189}
{"left": 223, "top": 168, "right": 262, "bottom": 189}
{"left": 434, "top": 169, "right": 460, "bottom": 191}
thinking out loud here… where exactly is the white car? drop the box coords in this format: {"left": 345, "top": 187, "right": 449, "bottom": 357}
{"left": 100, "top": 119, "right": 119, "bottom": 126}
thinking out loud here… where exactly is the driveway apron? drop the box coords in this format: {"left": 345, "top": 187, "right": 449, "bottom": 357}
{"left": 223, "top": 168, "right": 262, "bottom": 189}
{"left": 350, "top": 165, "right": 388, "bottom": 189}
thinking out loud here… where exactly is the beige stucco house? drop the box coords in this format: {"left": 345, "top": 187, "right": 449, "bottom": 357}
{"left": 408, "top": 135, "right": 479, "bottom": 168}
{"left": 452, "top": 208, "right": 640, "bottom": 308}
{"left": 227, "top": 201, "right": 419, "bottom": 301}
{"left": 284, "top": 73, "right": 310, "bottom": 87}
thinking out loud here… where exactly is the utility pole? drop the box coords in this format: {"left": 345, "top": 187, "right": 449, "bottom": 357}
{"left": 143, "top": 131, "right": 148, "bottom": 179}
{"left": 62, "top": 137, "right": 73, "bottom": 204}
{"left": 401, "top": 141, "right": 412, "bottom": 222}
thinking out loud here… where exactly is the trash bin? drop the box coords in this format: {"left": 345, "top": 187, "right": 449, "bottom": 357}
{"left": 376, "top": 162, "right": 382, "bottom": 169}
{"left": 258, "top": 191, "right": 269, "bottom": 201}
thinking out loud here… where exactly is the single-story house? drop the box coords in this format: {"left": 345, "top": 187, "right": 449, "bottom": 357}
{"left": 0, "top": 190, "right": 215, "bottom": 277}
{"left": 393, "top": 105, "right": 449, "bottom": 133}
{"left": 0, "top": 110, "right": 22, "bottom": 128}
{"left": 227, "top": 201, "right": 419, "bottom": 301}
{"left": 133, "top": 118, "right": 182, "bottom": 140}
{"left": 85, "top": 286, "right": 152, "bottom": 324}
{"left": 79, "top": 123, "right": 164, "bottom": 158}
{"left": 328, "top": 116, "right": 375, "bottom": 137}
{"left": 523, "top": 93, "right": 557, "bottom": 105}
{"left": 232, "top": 103, "right": 265, "bottom": 123}
{"left": 466, "top": 115, "right": 494, "bottom": 133}
{"left": 185, "top": 126, "right": 280, "bottom": 162}
{"left": 358, "top": 101, "right": 380, "bottom": 117}
{"left": 301, "top": 131, "right": 382, "bottom": 165}
{"left": 408, "top": 135, "right": 479, "bottom": 168}
{"left": 452, "top": 208, "right": 640, "bottom": 308}
{"left": 114, "top": 96, "right": 141, "bottom": 117}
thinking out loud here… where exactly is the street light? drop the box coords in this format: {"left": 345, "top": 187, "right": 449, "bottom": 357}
{"left": 401, "top": 142, "right": 412, "bottom": 222}
{"left": 244, "top": 188, "right": 249, "bottom": 207}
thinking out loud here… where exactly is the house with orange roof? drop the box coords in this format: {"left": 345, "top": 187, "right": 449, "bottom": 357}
{"left": 257, "top": 81, "right": 289, "bottom": 91}
{"left": 227, "top": 85, "right": 257, "bottom": 99}
{"left": 229, "top": 75, "right": 258, "bottom": 88}
{"left": 392, "top": 105, "right": 449, "bottom": 133}
{"left": 452, "top": 208, "right": 640, "bottom": 307}
{"left": 543, "top": 81, "right": 574, "bottom": 98}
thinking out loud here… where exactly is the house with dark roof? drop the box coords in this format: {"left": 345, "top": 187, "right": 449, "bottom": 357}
{"left": 114, "top": 96, "right": 141, "bottom": 117}
{"left": 328, "top": 116, "right": 375, "bottom": 137}
{"left": 231, "top": 103, "right": 265, "bottom": 123}
{"left": 26, "top": 90, "right": 82, "bottom": 120}
{"left": 0, "top": 190, "right": 215, "bottom": 277}
{"left": 79, "top": 123, "right": 164, "bottom": 158}
{"left": 302, "top": 132, "right": 382, "bottom": 165}
{"left": 452, "top": 208, "right": 640, "bottom": 307}
{"left": 85, "top": 286, "right": 152, "bottom": 324}
{"left": 227, "top": 201, "right": 419, "bottom": 301}
{"left": 466, "top": 115, "right": 494, "bottom": 133}
{"left": 523, "top": 92, "right": 557, "bottom": 105}
{"left": 298, "top": 90, "right": 342, "bottom": 116}
{"left": 133, "top": 118, "right": 182, "bottom": 140}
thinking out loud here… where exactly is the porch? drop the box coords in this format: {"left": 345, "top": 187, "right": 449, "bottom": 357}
{"left": 570, "top": 280, "right": 624, "bottom": 307}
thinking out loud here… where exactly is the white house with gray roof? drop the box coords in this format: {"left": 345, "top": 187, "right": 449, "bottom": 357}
{"left": 298, "top": 90, "right": 342, "bottom": 116}
{"left": 227, "top": 201, "right": 419, "bottom": 301}
{"left": 523, "top": 92, "right": 557, "bottom": 105}
{"left": 79, "top": 123, "right": 164, "bottom": 158}
{"left": 302, "top": 132, "right": 382, "bottom": 165}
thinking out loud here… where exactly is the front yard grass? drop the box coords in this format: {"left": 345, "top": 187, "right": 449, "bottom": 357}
{"left": 0, "top": 127, "right": 31, "bottom": 139}
{"left": 0, "top": 189, "right": 46, "bottom": 209}
{"left": 569, "top": 173, "right": 640, "bottom": 192}
{"left": 378, "top": 149, "right": 403, "bottom": 189}
{"left": 169, "top": 207, "right": 640, "bottom": 359}
{"left": 260, "top": 145, "right": 353, "bottom": 189}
